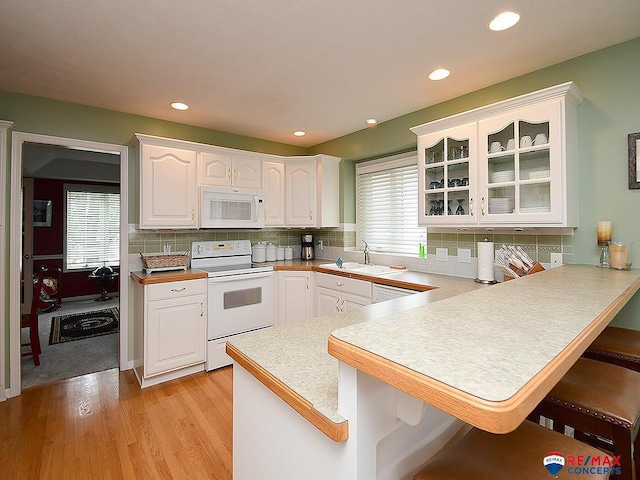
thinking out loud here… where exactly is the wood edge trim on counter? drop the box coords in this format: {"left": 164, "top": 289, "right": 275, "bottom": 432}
{"left": 313, "top": 266, "right": 435, "bottom": 292}
{"left": 225, "top": 343, "right": 349, "bottom": 443}
{"left": 130, "top": 270, "right": 209, "bottom": 284}
{"left": 328, "top": 276, "right": 640, "bottom": 435}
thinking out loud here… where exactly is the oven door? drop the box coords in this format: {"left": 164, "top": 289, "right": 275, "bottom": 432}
{"left": 207, "top": 271, "right": 274, "bottom": 339}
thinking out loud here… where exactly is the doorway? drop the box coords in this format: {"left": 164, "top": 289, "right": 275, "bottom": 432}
{"left": 8, "top": 132, "right": 129, "bottom": 397}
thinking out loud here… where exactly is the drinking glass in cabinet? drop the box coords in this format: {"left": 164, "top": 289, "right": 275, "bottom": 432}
{"left": 425, "top": 166, "right": 445, "bottom": 189}
{"left": 425, "top": 139, "right": 445, "bottom": 164}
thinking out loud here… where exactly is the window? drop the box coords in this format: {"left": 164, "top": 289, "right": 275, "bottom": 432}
{"left": 64, "top": 184, "right": 120, "bottom": 271}
{"left": 356, "top": 153, "right": 425, "bottom": 255}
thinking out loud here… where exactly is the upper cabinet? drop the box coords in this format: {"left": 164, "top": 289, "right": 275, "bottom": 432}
{"left": 135, "top": 135, "right": 198, "bottom": 229}
{"left": 134, "top": 134, "right": 340, "bottom": 229}
{"left": 262, "top": 161, "right": 286, "bottom": 227}
{"left": 285, "top": 155, "right": 340, "bottom": 228}
{"left": 198, "top": 149, "right": 261, "bottom": 189}
{"left": 411, "top": 82, "right": 584, "bottom": 228}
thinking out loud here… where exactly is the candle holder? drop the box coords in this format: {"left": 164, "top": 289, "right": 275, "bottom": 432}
{"left": 598, "top": 244, "right": 610, "bottom": 268}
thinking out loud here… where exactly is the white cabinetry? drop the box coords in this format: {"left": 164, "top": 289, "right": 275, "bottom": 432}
{"left": 133, "top": 278, "right": 207, "bottom": 388}
{"left": 262, "top": 161, "right": 286, "bottom": 227}
{"left": 198, "top": 149, "right": 261, "bottom": 189}
{"left": 277, "top": 271, "right": 313, "bottom": 326}
{"left": 314, "top": 272, "right": 371, "bottom": 316}
{"left": 285, "top": 155, "right": 340, "bottom": 228}
{"left": 135, "top": 134, "right": 197, "bottom": 229}
{"left": 411, "top": 82, "right": 583, "bottom": 228}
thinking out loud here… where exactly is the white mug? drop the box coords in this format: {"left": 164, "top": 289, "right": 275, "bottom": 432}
{"left": 489, "top": 141, "right": 503, "bottom": 153}
{"left": 506, "top": 139, "right": 515, "bottom": 150}
{"left": 520, "top": 135, "right": 532, "bottom": 148}
{"left": 533, "top": 133, "right": 548, "bottom": 145}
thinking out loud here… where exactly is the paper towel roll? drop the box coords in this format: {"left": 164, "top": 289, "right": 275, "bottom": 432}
{"left": 476, "top": 241, "right": 495, "bottom": 282}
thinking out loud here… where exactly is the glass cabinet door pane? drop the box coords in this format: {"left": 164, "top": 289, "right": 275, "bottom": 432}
{"left": 487, "top": 122, "right": 515, "bottom": 154}
{"left": 425, "top": 192, "right": 445, "bottom": 216}
{"left": 488, "top": 154, "right": 515, "bottom": 184}
{"left": 486, "top": 186, "right": 515, "bottom": 215}
{"left": 520, "top": 182, "right": 551, "bottom": 213}
{"left": 425, "top": 139, "right": 445, "bottom": 164}
{"left": 519, "top": 150, "right": 550, "bottom": 181}
{"left": 519, "top": 120, "right": 549, "bottom": 148}
{"left": 425, "top": 165, "right": 445, "bottom": 190}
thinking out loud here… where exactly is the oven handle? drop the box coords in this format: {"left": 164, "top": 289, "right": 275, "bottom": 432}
{"left": 207, "top": 271, "right": 274, "bottom": 283}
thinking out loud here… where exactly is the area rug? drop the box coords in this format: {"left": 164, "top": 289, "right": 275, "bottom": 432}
{"left": 49, "top": 307, "right": 119, "bottom": 345}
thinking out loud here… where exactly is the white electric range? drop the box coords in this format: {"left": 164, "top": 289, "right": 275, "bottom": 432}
{"left": 191, "top": 240, "right": 274, "bottom": 371}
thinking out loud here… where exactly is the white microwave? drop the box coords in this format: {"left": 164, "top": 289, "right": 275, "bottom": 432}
{"left": 200, "top": 186, "right": 265, "bottom": 229}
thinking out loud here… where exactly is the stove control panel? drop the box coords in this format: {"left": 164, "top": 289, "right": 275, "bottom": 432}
{"left": 191, "top": 240, "right": 252, "bottom": 259}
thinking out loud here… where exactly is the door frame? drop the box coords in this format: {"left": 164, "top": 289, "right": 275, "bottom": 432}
{"left": 8, "top": 132, "right": 129, "bottom": 398}
{"left": 0, "top": 120, "right": 14, "bottom": 401}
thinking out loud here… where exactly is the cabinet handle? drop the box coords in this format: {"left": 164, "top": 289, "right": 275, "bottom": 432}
{"left": 309, "top": 209, "right": 313, "bottom": 221}
{"left": 306, "top": 276, "right": 309, "bottom": 290}
{"left": 171, "top": 287, "right": 186, "bottom": 292}
{"left": 469, "top": 197, "right": 474, "bottom": 216}
{"left": 339, "top": 299, "right": 345, "bottom": 311}
{"left": 192, "top": 207, "right": 195, "bottom": 220}
{"left": 336, "top": 281, "right": 345, "bottom": 287}
{"left": 227, "top": 168, "right": 232, "bottom": 182}
{"left": 233, "top": 168, "right": 238, "bottom": 183}
{"left": 481, "top": 197, "right": 486, "bottom": 216}
{"left": 200, "top": 302, "right": 204, "bottom": 317}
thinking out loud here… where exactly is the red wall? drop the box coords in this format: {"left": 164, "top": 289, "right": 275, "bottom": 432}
{"left": 32, "top": 178, "right": 120, "bottom": 299}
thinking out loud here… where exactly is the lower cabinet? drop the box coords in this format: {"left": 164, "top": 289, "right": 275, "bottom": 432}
{"left": 133, "top": 278, "right": 207, "bottom": 387}
{"left": 277, "top": 271, "right": 314, "bottom": 326}
{"left": 314, "top": 272, "right": 372, "bottom": 316}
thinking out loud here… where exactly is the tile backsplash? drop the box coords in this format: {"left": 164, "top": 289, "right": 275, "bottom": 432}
{"left": 128, "top": 225, "right": 573, "bottom": 279}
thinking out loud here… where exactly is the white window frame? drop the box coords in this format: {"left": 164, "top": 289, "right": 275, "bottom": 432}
{"left": 356, "top": 152, "right": 425, "bottom": 255}
{"left": 63, "top": 183, "right": 120, "bottom": 272}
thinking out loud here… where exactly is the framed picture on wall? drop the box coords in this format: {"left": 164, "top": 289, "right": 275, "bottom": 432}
{"left": 629, "top": 132, "right": 640, "bottom": 189}
{"left": 33, "top": 199, "right": 52, "bottom": 227}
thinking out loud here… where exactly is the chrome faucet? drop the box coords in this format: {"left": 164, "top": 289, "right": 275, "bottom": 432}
{"left": 362, "top": 240, "right": 370, "bottom": 265}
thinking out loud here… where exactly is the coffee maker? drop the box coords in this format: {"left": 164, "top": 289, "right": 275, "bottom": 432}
{"left": 301, "top": 234, "right": 315, "bottom": 260}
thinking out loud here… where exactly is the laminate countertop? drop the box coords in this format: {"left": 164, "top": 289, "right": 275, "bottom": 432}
{"left": 227, "top": 265, "right": 640, "bottom": 441}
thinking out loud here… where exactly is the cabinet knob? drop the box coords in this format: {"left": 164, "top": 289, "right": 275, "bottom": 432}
{"left": 336, "top": 281, "right": 345, "bottom": 287}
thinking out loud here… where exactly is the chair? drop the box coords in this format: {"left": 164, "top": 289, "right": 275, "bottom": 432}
{"left": 528, "top": 357, "right": 640, "bottom": 480}
{"left": 583, "top": 326, "right": 640, "bottom": 372}
{"left": 413, "top": 420, "right": 612, "bottom": 480}
{"left": 20, "top": 266, "right": 62, "bottom": 366}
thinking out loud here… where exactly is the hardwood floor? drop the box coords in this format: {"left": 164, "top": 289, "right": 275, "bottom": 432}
{"left": 0, "top": 367, "right": 233, "bottom": 479}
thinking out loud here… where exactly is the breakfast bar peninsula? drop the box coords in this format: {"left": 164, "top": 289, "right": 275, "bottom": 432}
{"left": 227, "top": 265, "right": 640, "bottom": 480}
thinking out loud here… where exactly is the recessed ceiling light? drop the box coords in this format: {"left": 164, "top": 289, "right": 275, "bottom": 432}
{"left": 366, "top": 119, "right": 378, "bottom": 125}
{"left": 489, "top": 12, "right": 520, "bottom": 31}
{"left": 292, "top": 130, "right": 306, "bottom": 137}
{"left": 171, "top": 102, "right": 189, "bottom": 110}
{"left": 428, "top": 69, "right": 450, "bottom": 81}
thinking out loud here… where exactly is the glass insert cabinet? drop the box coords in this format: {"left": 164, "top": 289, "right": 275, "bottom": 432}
{"left": 411, "top": 82, "right": 584, "bottom": 228}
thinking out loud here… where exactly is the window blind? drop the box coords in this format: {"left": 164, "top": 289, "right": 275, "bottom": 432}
{"left": 65, "top": 185, "right": 120, "bottom": 271}
{"left": 356, "top": 155, "right": 424, "bottom": 255}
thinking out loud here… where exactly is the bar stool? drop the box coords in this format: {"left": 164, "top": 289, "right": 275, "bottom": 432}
{"left": 20, "top": 270, "right": 45, "bottom": 366}
{"left": 413, "top": 420, "right": 612, "bottom": 480}
{"left": 528, "top": 357, "right": 640, "bottom": 480}
{"left": 583, "top": 326, "right": 640, "bottom": 372}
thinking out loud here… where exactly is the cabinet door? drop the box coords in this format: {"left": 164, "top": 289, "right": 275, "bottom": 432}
{"left": 341, "top": 292, "right": 371, "bottom": 311}
{"left": 478, "top": 101, "right": 562, "bottom": 224}
{"left": 145, "top": 295, "right": 206, "bottom": 377}
{"left": 141, "top": 144, "right": 197, "bottom": 228}
{"left": 262, "top": 161, "right": 286, "bottom": 226}
{"left": 199, "top": 151, "right": 232, "bottom": 186}
{"left": 418, "top": 123, "right": 477, "bottom": 226}
{"left": 233, "top": 156, "right": 262, "bottom": 189}
{"left": 277, "top": 271, "right": 313, "bottom": 325}
{"left": 285, "top": 159, "right": 317, "bottom": 227}
{"left": 315, "top": 286, "right": 341, "bottom": 316}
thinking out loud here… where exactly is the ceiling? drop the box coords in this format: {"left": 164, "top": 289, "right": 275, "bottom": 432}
{"left": 1, "top": 1, "right": 639, "bottom": 148}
